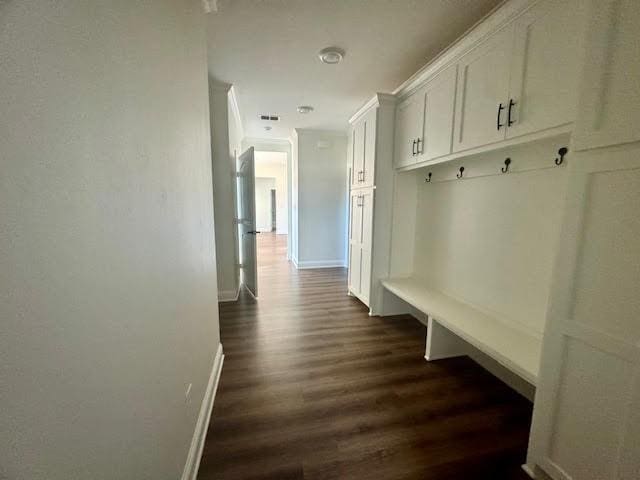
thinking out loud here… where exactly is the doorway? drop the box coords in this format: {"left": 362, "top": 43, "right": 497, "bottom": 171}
{"left": 254, "top": 151, "right": 288, "bottom": 272}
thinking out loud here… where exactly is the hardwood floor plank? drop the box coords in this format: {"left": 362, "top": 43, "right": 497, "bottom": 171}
{"left": 198, "top": 233, "right": 532, "bottom": 480}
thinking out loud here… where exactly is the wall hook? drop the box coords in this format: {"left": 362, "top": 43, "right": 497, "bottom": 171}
{"left": 555, "top": 147, "right": 568, "bottom": 166}
{"left": 456, "top": 166, "right": 465, "bottom": 179}
{"left": 425, "top": 172, "right": 432, "bottom": 183}
{"left": 501, "top": 157, "right": 511, "bottom": 173}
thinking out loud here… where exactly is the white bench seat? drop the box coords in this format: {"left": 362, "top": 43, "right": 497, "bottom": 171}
{"left": 381, "top": 277, "right": 541, "bottom": 385}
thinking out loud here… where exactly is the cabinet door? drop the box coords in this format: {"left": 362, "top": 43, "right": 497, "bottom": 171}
{"left": 348, "top": 191, "right": 363, "bottom": 294}
{"left": 394, "top": 89, "right": 425, "bottom": 168}
{"left": 506, "top": 0, "right": 588, "bottom": 139}
{"left": 351, "top": 121, "right": 365, "bottom": 188}
{"left": 453, "top": 26, "right": 513, "bottom": 152}
{"left": 573, "top": 0, "right": 640, "bottom": 151}
{"left": 362, "top": 109, "right": 377, "bottom": 187}
{"left": 527, "top": 147, "right": 640, "bottom": 480}
{"left": 359, "top": 189, "right": 374, "bottom": 305}
{"left": 423, "top": 64, "right": 458, "bottom": 161}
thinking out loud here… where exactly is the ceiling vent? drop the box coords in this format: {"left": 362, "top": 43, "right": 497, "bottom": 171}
{"left": 259, "top": 114, "right": 280, "bottom": 121}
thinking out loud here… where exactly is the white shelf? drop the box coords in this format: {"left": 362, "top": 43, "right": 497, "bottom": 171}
{"left": 382, "top": 277, "right": 541, "bottom": 385}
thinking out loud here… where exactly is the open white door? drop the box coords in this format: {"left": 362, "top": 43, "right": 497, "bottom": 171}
{"left": 237, "top": 147, "right": 258, "bottom": 298}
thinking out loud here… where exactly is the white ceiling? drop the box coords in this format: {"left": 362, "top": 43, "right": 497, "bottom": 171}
{"left": 207, "top": 0, "right": 502, "bottom": 140}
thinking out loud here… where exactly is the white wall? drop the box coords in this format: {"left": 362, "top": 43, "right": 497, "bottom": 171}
{"left": 255, "top": 177, "right": 276, "bottom": 232}
{"left": 255, "top": 151, "right": 288, "bottom": 234}
{"left": 0, "top": 2, "right": 220, "bottom": 479}
{"left": 209, "top": 82, "right": 240, "bottom": 300}
{"left": 293, "top": 129, "right": 348, "bottom": 268}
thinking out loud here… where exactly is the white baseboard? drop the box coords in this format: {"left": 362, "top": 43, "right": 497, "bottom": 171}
{"left": 295, "top": 259, "right": 346, "bottom": 269}
{"left": 218, "top": 287, "right": 239, "bottom": 302}
{"left": 181, "top": 343, "right": 224, "bottom": 480}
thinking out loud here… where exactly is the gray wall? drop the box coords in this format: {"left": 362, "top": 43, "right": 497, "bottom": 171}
{"left": 0, "top": 1, "right": 221, "bottom": 479}
{"left": 293, "top": 130, "right": 348, "bottom": 268}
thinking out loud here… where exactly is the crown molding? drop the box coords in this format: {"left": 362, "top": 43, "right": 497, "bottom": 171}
{"left": 348, "top": 93, "right": 396, "bottom": 125}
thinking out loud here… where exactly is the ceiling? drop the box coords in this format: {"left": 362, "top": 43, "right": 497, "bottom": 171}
{"left": 206, "top": 0, "right": 503, "bottom": 140}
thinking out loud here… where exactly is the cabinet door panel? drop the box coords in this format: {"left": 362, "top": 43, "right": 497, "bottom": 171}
{"left": 394, "top": 90, "right": 424, "bottom": 168}
{"left": 351, "top": 121, "right": 365, "bottom": 187}
{"left": 348, "top": 245, "right": 361, "bottom": 295}
{"left": 362, "top": 109, "right": 377, "bottom": 187}
{"left": 506, "top": 0, "right": 588, "bottom": 139}
{"left": 360, "top": 190, "right": 374, "bottom": 251}
{"left": 573, "top": 0, "right": 640, "bottom": 150}
{"left": 453, "top": 26, "right": 512, "bottom": 152}
{"left": 423, "top": 64, "right": 457, "bottom": 160}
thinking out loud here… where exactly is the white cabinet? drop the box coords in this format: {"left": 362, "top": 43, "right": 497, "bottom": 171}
{"left": 423, "top": 64, "right": 457, "bottom": 160}
{"left": 395, "top": 63, "right": 457, "bottom": 167}
{"left": 506, "top": 0, "right": 588, "bottom": 139}
{"left": 573, "top": 0, "right": 640, "bottom": 151}
{"left": 348, "top": 94, "right": 395, "bottom": 311}
{"left": 394, "top": 90, "right": 424, "bottom": 168}
{"left": 449, "top": 0, "right": 588, "bottom": 154}
{"left": 453, "top": 25, "right": 513, "bottom": 152}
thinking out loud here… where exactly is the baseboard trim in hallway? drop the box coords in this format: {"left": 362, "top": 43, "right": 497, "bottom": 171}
{"left": 181, "top": 343, "right": 224, "bottom": 480}
{"left": 218, "top": 288, "right": 240, "bottom": 302}
{"left": 294, "top": 259, "right": 347, "bottom": 269}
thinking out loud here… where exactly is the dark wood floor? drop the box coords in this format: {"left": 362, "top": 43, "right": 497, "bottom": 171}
{"left": 198, "top": 233, "right": 533, "bottom": 480}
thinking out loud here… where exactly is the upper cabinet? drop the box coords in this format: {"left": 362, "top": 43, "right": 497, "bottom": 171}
{"left": 573, "top": 0, "right": 640, "bottom": 151}
{"left": 506, "top": 0, "right": 589, "bottom": 139}
{"left": 454, "top": 0, "right": 587, "bottom": 152}
{"left": 422, "top": 64, "right": 458, "bottom": 160}
{"left": 453, "top": 26, "right": 514, "bottom": 153}
{"left": 394, "top": 89, "right": 425, "bottom": 169}
{"left": 395, "top": 63, "right": 457, "bottom": 167}
{"left": 390, "top": 0, "right": 589, "bottom": 167}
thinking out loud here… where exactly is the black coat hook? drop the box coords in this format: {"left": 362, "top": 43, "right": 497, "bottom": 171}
{"left": 425, "top": 172, "right": 432, "bottom": 183}
{"left": 501, "top": 157, "right": 511, "bottom": 173}
{"left": 456, "top": 166, "right": 465, "bottom": 179}
{"left": 555, "top": 147, "right": 568, "bottom": 165}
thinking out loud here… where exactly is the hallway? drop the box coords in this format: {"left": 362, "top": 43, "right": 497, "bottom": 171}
{"left": 198, "top": 233, "right": 532, "bottom": 480}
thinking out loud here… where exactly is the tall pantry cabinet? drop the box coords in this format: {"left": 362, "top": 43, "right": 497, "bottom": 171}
{"left": 347, "top": 94, "right": 395, "bottom": 314}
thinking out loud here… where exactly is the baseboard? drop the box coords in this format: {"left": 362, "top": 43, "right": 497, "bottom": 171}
{"left": 218, "top": 287, "right": 239, "bottom": 302}
{"left": 181, "top": 343, "right": 224, "bottom": 480}
{"left": 295, "top": 259, "right": 346, "bottom": 269}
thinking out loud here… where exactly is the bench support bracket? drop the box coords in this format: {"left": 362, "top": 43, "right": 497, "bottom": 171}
{"left": 425, "top": 318, "right": 468, "bottom": 361}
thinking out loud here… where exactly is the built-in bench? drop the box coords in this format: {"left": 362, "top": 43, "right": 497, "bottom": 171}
{"left": 381, "top": 277, "right": 541, "bottom": 385}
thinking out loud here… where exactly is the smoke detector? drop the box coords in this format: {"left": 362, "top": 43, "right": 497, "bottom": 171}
{"left": 318, "top": 47, "right": 345, "bottom": 64}
{"left": 297, "top": 106, "right": 314, "bottom": 114}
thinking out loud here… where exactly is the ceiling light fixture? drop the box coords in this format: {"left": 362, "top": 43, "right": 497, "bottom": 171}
{"left": 297, "top": 105, "right": 314, "bottom": 114}
{"left": 318, "top": 47, "right": 345, "bottom": 65}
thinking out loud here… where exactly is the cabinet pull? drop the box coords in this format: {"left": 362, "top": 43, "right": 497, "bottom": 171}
{"left": 507, "top": 99, "right": 516, "bottom": 127}
{"left": 497, "top": 103, "right": 505, "bottom": 130}
{"left": 416, "top": 138, "right": 422, "bottom": 154}
{"left": 412, "top": 139, "right": 417, "bottom": 156}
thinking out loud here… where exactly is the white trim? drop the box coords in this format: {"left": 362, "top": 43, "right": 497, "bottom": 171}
{"left": 218, "top": 286, "right": 240, "bottom": 302}
{"left": 228, "top": 85, "right": 244, "bottom": 142}
{"left": 181, "top": 343, "right": 224, "bottom": 480}
{"left": 521, "top": 464, "right": 536, "bottom": 479}
{"left": 348, "top": 93, "right": 396, "bottom": 125}
{"left": 295, "top": 259, "right": 347, "bottom": 269}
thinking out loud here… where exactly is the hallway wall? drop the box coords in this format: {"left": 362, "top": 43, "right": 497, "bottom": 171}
{"left": 292, "top": 129, "right": 348, "bottom": 268}
{"left": 0, "top": 1, "right": 221, "bottom": 479}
